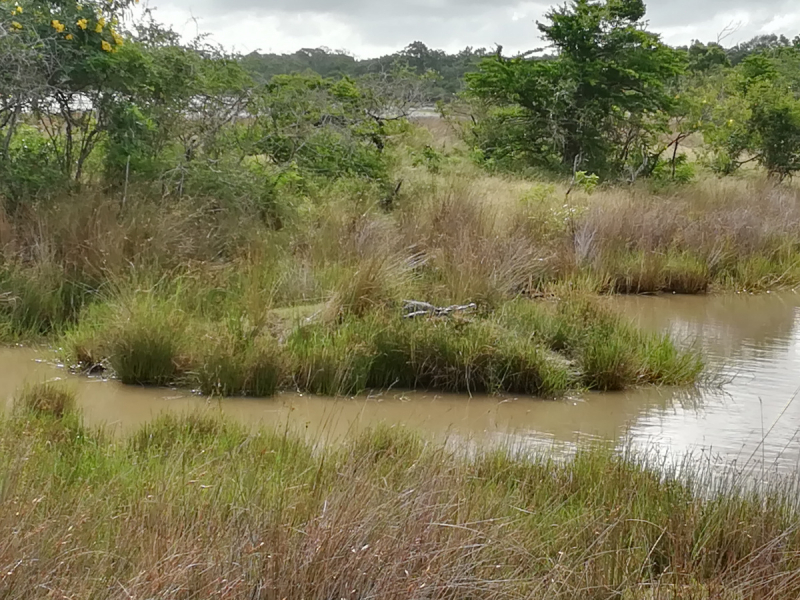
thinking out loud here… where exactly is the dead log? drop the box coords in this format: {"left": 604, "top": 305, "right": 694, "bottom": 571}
{"left": 403, "top": 300, "right": 477, "bottom": 319}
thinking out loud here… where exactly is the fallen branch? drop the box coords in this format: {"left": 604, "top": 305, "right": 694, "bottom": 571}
{"left": 403, "top": 300, "right": 477, "bottom": 319}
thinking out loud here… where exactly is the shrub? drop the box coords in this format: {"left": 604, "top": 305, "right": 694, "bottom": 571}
{"left": 0, "top": 125, "right": 67, "bottom": 210}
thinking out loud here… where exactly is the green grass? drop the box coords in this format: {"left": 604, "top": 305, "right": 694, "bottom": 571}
{"left": 0, "top": 266, "right": 92, "bottom": 343}
{"left": 106, "top": 297, "right": 186, "bottom": 386}
{"left": 1, "top": 409, "right": 800, "bottom": 599}
{"left": 599, "top": 250, "right": 712, "bottom": 295}
{"left": 58, "top": 293, "right": 701, "bottom": 398}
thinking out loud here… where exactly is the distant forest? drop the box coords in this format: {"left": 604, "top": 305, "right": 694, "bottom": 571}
{"left": 240, "top": 42, "right": 491, "bottom": 102}
{"left": 241, "top": 34, "right": 800, "bottom": 102}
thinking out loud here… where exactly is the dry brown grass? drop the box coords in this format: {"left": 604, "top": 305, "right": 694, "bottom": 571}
{"left": 4, "top": 133, "right": 800, "bottom": 344}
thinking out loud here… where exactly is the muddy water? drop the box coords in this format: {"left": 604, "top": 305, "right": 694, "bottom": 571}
{"left": 2, "top": 292, "right": 800, "bottom": 472}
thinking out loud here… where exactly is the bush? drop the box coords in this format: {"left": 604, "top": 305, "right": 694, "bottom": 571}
{"left": 651, "top": 154, "right": 696, "bottom": 186}
{"left": 0, "top": 125, "right": 67, "bottom": 210}
{"left": 179, "top": 159, "right": 282, "bottom": 226}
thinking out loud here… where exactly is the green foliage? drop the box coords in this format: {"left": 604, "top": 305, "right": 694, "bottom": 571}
{"left": 104, "top": 100, "right": 159, "bottom": 178}
{"left": 687, "top": 41, "right": 730, "bottom": 72}
{"left": 573, "top": 171, "right": 600, "bottom": 194}
{"left": 241, "top": 42, "right": 489, "bottom": 101}
{"left": 247, "top": 74, "right": 390, "bottom": 182}
{"left": 701, "top": 49, "right": 800, "bottom": 180}
{"left": 411, "top": 145, "right": 444, "bottom": 173}
{"left": 0, "top": 126, "right": 65, "bottom": 209}
{"left": 651, "top": 154, "right": 696, "bottom": 186}
{"left": 181, "top": 158, "right": 282, "bottom": 225}
{"left": 749, "top": 84, "right": 800, "bottom": 180}
{"left": 466, "top": 0, "right": 685, "bottom": 179}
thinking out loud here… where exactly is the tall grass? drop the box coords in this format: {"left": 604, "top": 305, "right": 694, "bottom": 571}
{"left": 59, "top": 289, "right": 699, "bottom": 398}
{"left": 15, "top": 381, "right": 77, "bottom": 418}
{"left": 5, "top": 125, "right": 800, "bottom": 401}
{"left": 1, "top": 410, "right": 800, "bottom": 598}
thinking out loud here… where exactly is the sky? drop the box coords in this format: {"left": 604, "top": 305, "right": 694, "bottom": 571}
{"left": 140, "top": 0, "right": 800, "bottom": 58}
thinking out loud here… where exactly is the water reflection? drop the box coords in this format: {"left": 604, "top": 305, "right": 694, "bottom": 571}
{"left": 2, "top": 291, "right": 800, "bottom": 473}
{"left": 614, "top": 292, "right": 800, "bottom": 474}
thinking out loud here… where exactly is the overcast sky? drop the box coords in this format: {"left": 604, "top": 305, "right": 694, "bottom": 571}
{"left": 141, "top": 0, "right": 800, "bottom": 57}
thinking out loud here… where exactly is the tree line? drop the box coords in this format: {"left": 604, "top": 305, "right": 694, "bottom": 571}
{"left": 2, "top": 0, "right": 799, "bottom": 214}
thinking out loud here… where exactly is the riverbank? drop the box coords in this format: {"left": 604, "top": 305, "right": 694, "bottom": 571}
{"left": 2, "top": 126, "right": 800, "bottom": 395}
{"left": 2, "top": 388, "right": 800, "bottom": 599}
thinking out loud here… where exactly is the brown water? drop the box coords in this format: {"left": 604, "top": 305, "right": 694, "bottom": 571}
{"left": 2, "top": 292, "right": 800, "bottom": 473}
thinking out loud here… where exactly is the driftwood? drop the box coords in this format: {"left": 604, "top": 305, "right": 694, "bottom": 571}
{"left": 403, "top": 300, "right": 477, "bottom": 319}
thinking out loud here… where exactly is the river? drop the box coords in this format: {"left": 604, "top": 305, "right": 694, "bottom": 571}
{"left": 2, "top": 292, "right": 800, "bottom": 474}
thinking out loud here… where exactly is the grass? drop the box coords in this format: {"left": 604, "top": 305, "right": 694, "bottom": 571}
{"left": 2, "top": 408, "right": 800, "bottom": 598}
{"left": 4, "top": 122, "right": 800, "bottom": 399}
{"left": 58, "top": 292, "right": 701, "bottom": 398}
{"left": 15, "top": 381, "right": 77, "bottom": 418}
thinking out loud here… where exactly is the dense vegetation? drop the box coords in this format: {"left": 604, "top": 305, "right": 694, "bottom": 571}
{"left": 241, "top": 42, "right": 491, "bottom": 101}
{"left": 4, "top": 2, "right": 800, "bottom": 594}
{"left": 2, "top": 0, "right": 800, "bottom": 400}
{"left": 2, "top": 388, "right": 800, "bottom": 599}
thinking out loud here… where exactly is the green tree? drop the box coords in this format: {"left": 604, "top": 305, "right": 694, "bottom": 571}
{"left": 701, "top": 49, "right": 800, "bottom": 180}
{"left": 244, "top": 73, "right": 390, "bottom": 181}
{"left": 466, "top": 0, "right": 685, "bottom": 178}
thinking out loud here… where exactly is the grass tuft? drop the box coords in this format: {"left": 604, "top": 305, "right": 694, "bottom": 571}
{"left": 15, "top": 381, "right": 77, "bottom": 419}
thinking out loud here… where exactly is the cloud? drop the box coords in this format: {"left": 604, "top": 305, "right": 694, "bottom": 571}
{"left": 141, "top": 0, "right": 800, "bottom": 57}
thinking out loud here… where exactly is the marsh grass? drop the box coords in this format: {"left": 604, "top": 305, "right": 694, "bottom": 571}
{"left": 107, "top": 297, "right": 187, "bottom": 386}
{"left": 194, "top": 331, "right": 283, "bottom": 397}
{"left": 15, "top": 381, "right": 77, "bottom": 419}
{"left": 2, "top": 411, "right": 800, "bottom": 599}
{"left": 59, "top": 291, "right": 700, "bottom": 398}
{"left": 0, "top": 267, "right": 90, "bottom": 341}
{"left": 7, "top": 125, "right": 797, "bottom": 400}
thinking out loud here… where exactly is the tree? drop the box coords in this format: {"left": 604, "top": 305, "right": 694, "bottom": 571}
{"left": 701, "top": 50, "right": 800, "bottom": 180}
{"left": 1, "top": 0, "right": 136, "bottom": 182}
{"left": 466, "top": 0, "right": 685, "bottom": 178}
{"left": 687, "top": 41, "right": 730, "bottom": 72}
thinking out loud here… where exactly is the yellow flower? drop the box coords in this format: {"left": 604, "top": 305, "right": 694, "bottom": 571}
{"left": 51, "top": 19, "right": 65, "bottom": 32}
{"left": 101, "top": 39, "right": 112, "bottom": 52}
{"left": 76, "top": 18, "right": 87, "bottom": 29}
{"left": 94, "top": 22, "right": 103, "bottom": 32}
{"left": 65, "top": 33, "right": 73, "bottom": 40}
{"left": 97, "top": 16, "right": 105, "bottom": 26}
{"left": 13, "top": 4, "right": 22, "bottom": 13}
{"left": 11, "top": 20, "right": 22, "bottom": 29}
{"left": 76, "top": 3, "right": 82, "bottom": 9}
{"left": 110, "top": 29, "right": 123, "bottom": 45}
